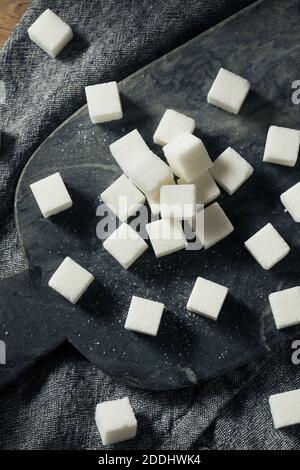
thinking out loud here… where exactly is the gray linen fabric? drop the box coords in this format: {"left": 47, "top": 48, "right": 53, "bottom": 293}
{"left": 0, "top": 0, "right": 299, "bottom": 450}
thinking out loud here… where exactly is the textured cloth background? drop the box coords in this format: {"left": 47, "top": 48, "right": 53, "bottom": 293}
{"left": 0, "top": 0, "right": 299, "bottom": 450}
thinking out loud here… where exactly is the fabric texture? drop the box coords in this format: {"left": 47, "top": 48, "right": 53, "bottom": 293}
{"left": 0, "top": 0, "right": 299, "bottom": 450}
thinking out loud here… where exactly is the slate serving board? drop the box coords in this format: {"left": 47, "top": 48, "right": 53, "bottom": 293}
{"left": 0, "top": 0, "right": 299, "bottom": 390}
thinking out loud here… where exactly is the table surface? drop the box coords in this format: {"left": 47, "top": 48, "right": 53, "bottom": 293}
{"left": 0, "top": 0, "right": 31, "bottom": 47}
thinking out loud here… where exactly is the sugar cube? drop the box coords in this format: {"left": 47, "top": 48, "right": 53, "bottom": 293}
{"left": 125, "top": 296, "right": 164, "bottom": 336}
{"left": 100, "top": 175, "right": 145, "bottom": 222}
{"left": 280, "top": 182, "right": 300, "bottom": 222}
{"left": 110, "top": 130, "right": 174, "bottom": 197}
{"left": 85, "top": 82, "right": 122, "bottom": 124}
{"left": 128, "top": 151, "right": 174, "bottom": 198}
{"left": 153, "top": 109, "right": 196, "bottom": 146}
{"left": 95, "top": 397, "right": 137, "bottom": 445}
{"left": 263, "top": 126, "right": 300, "bottom": 167}
{"left": 187, "top": 277, "right": 228, "bottom": 320}
{"left": 30, "top": 172, "right": 73, "bottom": 218}
{"left": 28, "top": 9, "right": 73, "bottom": 58}
{"left": 109, "top": 129, "right": 151, "bottom": 175}
{"left": 244, "top": 223, "right": 290, "bottom": 270}
{"left": 160, "top": 184, "right": 196, "bottom": 220}
{"left": 103, "top": 223, "right": 148, "bottom": 269}
{"left": 146, "top": 218, "right": 186, "bottom": 258}
{"left": 48, "top": 257, "right": 94, "bottom": 304}
{"left": 178, "top": 172, "right": 220, "bottom": 205}
{"left": 210, "top": 147, "right": 253, "bottom": 195}
{"left": 269, "top": 389, "right": 300, "bottom": 429}
{"left": 196, "top": 202, "right": 233, "bottom": 249}
{"left": 269, "top": 287, "right": 300, "bottom": 329}
{"left": 163, "top": 133, "right": 213, "bottom": 183}
{"left": 207, "top": 67, "right": 250, "bottom": 115}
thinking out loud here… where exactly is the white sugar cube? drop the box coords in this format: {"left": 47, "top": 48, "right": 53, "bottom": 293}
{"left": 263, "top": 126, "right": 300, "bottom": 167}
{"left": 244, "top": 223, "right": 290, "bottom": 270}
{"left": 269, "top": 389, "right": 300, "bottom": 429}
{"left": 103, "top": 223, "right": 148, "bottom": 269}
{"left": 280, "top": 182, "right": 300, "bottom": 222}
{"left": 163, "top": 133, "right": 213, "bottom": 183}
{"left": 269, "top": 287, "right": 300, "bottom": 329}
{"left": 187, "top": 277, "right": 228, "bottom": 320}
{"left": 110, "top": 130, "right": 174, "bottom": 197}
{"left": 196, "top": 202, "right": 233, "bottom": 249}
{"left": 207, "top": 67, "right": 250, "bottom": 115}
{"left": 153, "top": 109, "right": 196, "bottom": 146}
{"left": 160, "top": 184, "right": 196, "bottom": 220}
{"left": 178, "top": 171, "right": 220, "bottom": 205}
{"left": 125, "top": 296, "right": 164, "bottom": 336}
{"left": 85, "top": 82, "right": 122, "bottom": 124}
{"left": 146, "top": 218, "right": 186, "bottom": 258}
{"left": 109, "top": 129, "right": 150, "bottom": 175}
{"left": 28, "top": 9, "right": 73, "bottom": 58}
{"left": 128, "top": 151, "right": 174, "bottom": 197}
{"left": 95, "top": 397, "right": 137, "bottom": 445}
{"left": 30, "top": 172, "right": 73, "bottom": 218}
{"left": 48, "top": 257, "right": 94, "bottom": 304}
{"left": 210, "top": 147, "right": 253, "bottom": 195}
{"left": 100, "top": 175, "right": 145, "bottom": 222}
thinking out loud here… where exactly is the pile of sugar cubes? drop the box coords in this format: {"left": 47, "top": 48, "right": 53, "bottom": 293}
{"left": 27, "top": 8, "right": 300, "bottom": 440}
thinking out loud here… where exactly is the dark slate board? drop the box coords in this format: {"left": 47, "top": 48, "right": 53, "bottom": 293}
{"left": 1, "top": 0, "right": 300, "bottom": 390}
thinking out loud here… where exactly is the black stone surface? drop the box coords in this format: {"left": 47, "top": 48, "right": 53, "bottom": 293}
{"left": 1, "top": 0, "right": 300, "bottom": 390}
